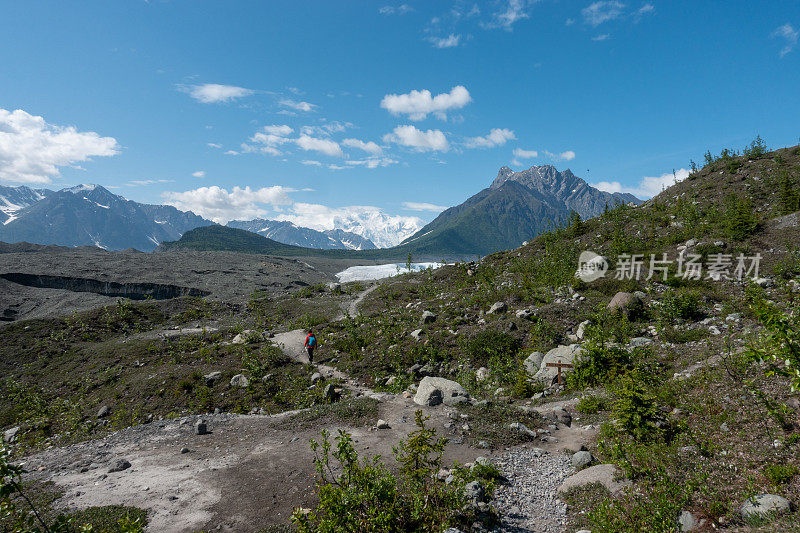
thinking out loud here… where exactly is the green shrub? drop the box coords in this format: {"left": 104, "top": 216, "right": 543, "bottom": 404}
{"left": 463, "top": 330, "right": 519, "bottom": 373}
{"left": 763, "top": 464, "right": 798, "bottom": 485}
{"left": 293, "top": 411, "right": 483, "bottom": 532}
{"left": 657, "top": 290, "right": 703, "bottom": 322}
{"left": 746, "top": 286, "right": 800, "bottom": 392}
{"left": 576, "top": 395, "right": 609, "bottom": 414}
{"left": 610, "top": 371, "right": 667, "bottom": 443}
{"left": 567, "top": 342, "right": 632, "bottom": 390}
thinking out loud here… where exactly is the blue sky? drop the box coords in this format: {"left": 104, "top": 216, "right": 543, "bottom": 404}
{"left": 1, "top": 0, "right": 799, "bottom": 241}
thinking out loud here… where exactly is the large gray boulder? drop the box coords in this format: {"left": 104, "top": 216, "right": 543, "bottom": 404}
{"left": 487, "top": 301, "right": 507, "bottom": 314}
{"left": 420, "top": 311, "right": 437, "bottom": 324}
{"left": 558, "top": 464, "right": 631, "bottom": 496}
{"left": 740, "top": 494, "right": 791, "bottom": 520}
{"left": 230, "top": 374, "right": 249, "bottom": 388}
{"left": 607, "top": 292, "right": 642, "bottom": 317}
{"left": 413, "top": 377, "right": 470, "bottom": 406}
{"left": 523, "top": 351, "right": 544, "bottom": 376}
{"left": 533, "top": 344, "right": 583, "bottom": 383}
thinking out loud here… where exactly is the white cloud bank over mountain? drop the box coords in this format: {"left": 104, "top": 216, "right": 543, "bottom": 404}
{"left": 0, "top": 108, "right": 119, "bottom": 184}
{"left": 592, "top": 168, "right": 690, "bottom": 199}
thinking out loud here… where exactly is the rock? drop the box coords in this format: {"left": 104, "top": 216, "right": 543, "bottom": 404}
{"left": 575, "top": 320, "right": 590, "bottom": 341}
{"left": 108, "top": 459, "right": 131, "bottom": 473}
{"left": 507, "top": 321, "right": 517, "bottom": 332}
{"left": 708, "top": 325, "right": 721, "bottom": 336}
{"left": 508, "top": 422, "right": 536, "bottom": 438}
{"left": 726, "top": 313, "right": 743, "bottom": 321}
{"left": 607, "top": 292, "right": 642, "bottom": 317}
{"left": 262, "top": 373, "right": 274, "bottom": 383}
{"left": 464, "top": 480, "right": 485, "bottom": 503}
{"left": 740, "top": 494, "right": 791, "bottom": 520}
{"left": 558, "top": 464, "right": 631, "bottom": 496}
{"left": 230, "top": 374, "right": 249, "bottom": 388}
{"left": 533, "top": 345, "right": 583, "bottom": 383}
{"left": 476, "top": 440, "right": 489, "bottom": 449}
{"left": 413, "top": 376, "right": 470, "bottom": 406}
{"left": 3, "top": 426, "right": 20, "bottom": 443}
{"left": 679, "top": 510, "right": 701, "bottom": 531}
{"left": 628, "top": 337, "right": 653, "bottom": 348}
{"left": 714, "top": 240, "right": 726, "bottom": 248}
{"left": 327, "top": 282, "right": 341, "bottom": 292}
{"left": 550, "top": 408, "right": 572, "bottom": 426}
{"left": 633, "top": 290, "right": 647, "bottom": 300}
{"left": 322, "top": 383, "right": 339, "bottom": 403}
{"left": 487, "top": 301, "right": 507, "bottom": 315}
{"left": 571, "top": 450, "right": 593, "bottom": 469}
{"left": 420, "top": 311, "right": 437, "bottom": 324}
{"left": 515, "top": 308, "right": 535, "bottom": 320}
{"left": 232, "top": 330, "right": 255, "bottom": 344}
{"left": 204, "top": 371, "right": 222, "bottom": 387}
{"left": 685, "top": 239, "right": 697, "bottom": 247}
{"left": 754, "top": 277, "right": 774, "bottom": 288}
{"left": 475, "top": 367, "right": 490, "bottom": 382}
{"left": 96, "top": 405, "right": 111, "bottom": 419}
{"left": 524, "top": 351, "right": 544, "bottom": 376}
{"left": 194, "top": 419, "right": 208, "bottom": 435}
{"left": 376, "top": 419, "right": 390, "bottom": 429}
{"left": 410, "top": 329, "right": 425, "bottom": 341}
{"left": 311, "top": 372, "right": 323, "bottom": 383}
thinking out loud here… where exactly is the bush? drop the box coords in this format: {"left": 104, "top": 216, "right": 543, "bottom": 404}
{"left": 576, "top": 395, "right": 609, "bottom": 414}
{"left": 610, "top": 372, "right": 667, "bottom": 443}
{"left": 567, "top": 342, "right": 632, "bottom": 390}
{"left": 463, "top": 330, "right": 520, "bottom": 374}
{"left": 746, "top": 287, "right": 800, "bottom": 392}
{"left": 293, "top": 411, "right": 485, "bottom": 532}
{"left": 763, "top": 464, "right": 798, "bottom": 485}
{"left": 657, "top": 290, "right": 703, "bottom": 322}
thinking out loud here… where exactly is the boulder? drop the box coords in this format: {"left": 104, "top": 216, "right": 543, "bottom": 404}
{"left": 204, "top": 371, "right": 222, "bottom": 387}
{"left": 230, "top": 374, "right": 249, "bottom": 388}
{"left": 311, "top": 372, "right": 324, "bottom": 383}
{"left": 108, "top": 459, "right": 131, "bottom": 473}
{"left": 96, "top": 405, "right": 111, "bottom": 419}
{"left": 523, "top": 351, "right": 544, "bottom": 376}
{"left": 376, "top": 419, "right": 390, "bottom": 429}
{"left": 420, "top": 311, "right": 437, "bottom": 324}
{"left": 487, "top": 302, "right": 507, "bottom": 314}
{"left": 571, "top": 450, "right": 593, "bottom": 469}
{"left": 515, "top": 308, "right": 535, "bottom": 320}
{"left": 475, "top": 367, "right": 490, "bottom": 382}
{"left": 679, "top": 510, "right": 703, "bottom": 532}
{"left": 740, "top": 494, "right": 791, "bottom": 520}
{"left": 508, "top": 422, "right": 536, "bottom": 438}
{"left": 628, "top": 337, "right": 653, "bottom": 348}
{"left": 410, "top": 329, "right": 425, "bottom": 341}
{"left": 327, "top": 282, "right": 342, "bottom": 292}
{"left": 413, "top": 377, "right": 470, "bottom": 406}
{"left": 194, "top": 419, "right": 209, "bottom": 435}
{"left": 558, "top": 464, "right": 631, "bottom": 496}
{"left": 322, "top": 383, "right": 339, "bottom": 403}
{"left": 533, "top": 345, "right": 583, "bottom": 383}
{"left": 232, "top": 330, "right": 255, "bottom": 345}
{"left": 575, "top": 320, "right": 590, "bottom": 341}
{"left": 3, "top": 426, "right": 20, "bottom": 443}
{"left": 607, "top": 292, "right": 642, "bottom": 317}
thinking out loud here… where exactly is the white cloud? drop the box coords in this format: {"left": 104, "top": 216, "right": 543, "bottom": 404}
{"left": 279, "top": 99, "right": 317, "bottom": 112}
{"left": 484, "top": 0, "right": 530, "bottom": 30}
{"left": 592, "top": 33, "right": 610, "bottom": 41}
{"left": 192, "top": 171, "right": 206, "bottom": 178}
{"left": 162, "top": 185, "right": 295, "bottom": 223}
{"left": 383, "top": 125, "right": 449, "bottom": 152}
{"left": 636, "top": 3, "right": 654, "bottom": 16}
{"left": 300, "top": 160, "right": 323, "bottom": 166}
{"left": 379, "top": 4, "right": 412, "bottom": 15}
{"left": 772, "top": 23, "right": 799, "bottom": 57}
{"left": 464, "top": 128, "right": 516, "bottom": 148}
{"left": 300, "top": 121, "right": 352, "bottom": 136}
{"left": 582, "top": 1, "right": 625, "bottom": 26}
{"left": 513, "top": 148, "right": 539, "bottom": 159}
{"left": 428, "top": 34, "right": 462, "bottom": 48}
{"left": 592, "top": 168, "right": 690, "bottom": 199}
{"left": 0, "top": 108, "right": 119, "bottom": 184}
{"left": 295, "top": 134, "right": 343, "bottom": 157}
{"left": 565, "top": 18, "right": 575, "bottom": 26}
{"left": 558, "top": 150, "right": 576, "bottom": 161}
{"left": 402, "top": 201, "right": 448, "bottom": 212}
{"left": 262, "top": 124, "right": 294, "bottom": 136}
{"left": 184, "top": 83, "right": 254, "bottom": 104}
{"left": 380, "top": 85, "right": 472, "bottom": 121}
{"left": 276, "top": 203, "right": 422, "bottom": 247}
{"left": 344, "top": 157, "right": 398, "bottom": 169}
{"left": 245, "top": 125, "right": 295, "bottom": 156}
{"left": 342, "top": 138, "right": 384, "bottom": 155}
{"left": 126, "top": 179, "right": 173, "bottom": 187}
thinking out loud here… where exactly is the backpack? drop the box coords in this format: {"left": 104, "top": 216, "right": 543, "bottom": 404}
{"left": 307, "top": 334, "right": 316, "bottom": 347}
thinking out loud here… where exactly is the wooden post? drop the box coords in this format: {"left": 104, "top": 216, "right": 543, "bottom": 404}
{"left": 546, "top": 359, "right": 574, "bottom": 385}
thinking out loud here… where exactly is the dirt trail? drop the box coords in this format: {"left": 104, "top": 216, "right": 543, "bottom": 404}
{"left": 22, "top": 282, "right": 593, "bottom": 532}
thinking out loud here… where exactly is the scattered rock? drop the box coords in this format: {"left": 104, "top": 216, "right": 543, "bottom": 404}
{"left": 754, "top": 277, "right": 774, "bottom": 288}
{"left": 487, "top": 301, "right": 507, "bottom": 315}
{"left": 310, "top": 372, "right": 323, "bottom": 383}
{"left": 3, "top": 426, "right": 20, "bottom": 443}
{"left": 230, "top": 374, "right": 249, "bottom": 388}
{"left": 108, "top": 459, "right": 131, "bottom": 473}
{"left": 413, "top": 376, "right": 470, "bottom": 406}
{"left": 558, "top": 464, "right": 631, "bottom": 496}
{"left": 533, "top": 344, "right": 583, "bottom": 383}
{"left": 515, "top": 308, "right": 535, "bottom": 320}
{"left": 322, "top": 383, "right": 339, "bottom": 403}
{"left": 607, "top": 292, "right": 642, "bottom": 317}
{"left": 679, "top": 510, "right": 703, "bottom": 531}
{"left": 96, "top": 405, "right": 111, "bottom": 419}
{"left": 740, "top": 494, "right": 791, "bottom": 520}
{"left": 629, "top": 337, "right": 653, "bottom": 348}
{"left": 376, "top": 419, "right": 390, "bottom": 430}
{"left": 571, "top": 450, "right": 593, "bottom": 469}
{"left": 204, "top": 371, "right": 222, "bottom": 387}
{"left": 194, "top": 419, "right": 209, "bottom": 435}
{"left": 508, "top": 422, "right": 536, "bottom": 438}
{"left": 410, "top": 329, "right": 425, "bottom": 341}
{"left": 475, "top": 367, "right": 490, "bottom": 382}
{"left": 523, "top": 351, "right": 544, "bottom": 376}
{"left": 420, "top": 311, "right": 437, "bottom": 324}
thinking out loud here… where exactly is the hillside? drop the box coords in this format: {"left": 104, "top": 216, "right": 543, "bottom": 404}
{"left": 2, "top": 140, "right": 799, "bottom": 532}
{"left": 226, "top": 219, "right": 377, "bottom": 250}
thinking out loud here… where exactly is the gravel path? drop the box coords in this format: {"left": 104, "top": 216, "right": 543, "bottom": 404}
{"left": 491, "top": 447, "right": 573, "bottom": 533}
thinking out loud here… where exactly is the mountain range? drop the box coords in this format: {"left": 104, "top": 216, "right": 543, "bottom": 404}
{"left": 226, "top": 219, "right": 377, "bottom": 250}
{"left": 164, "top": 165, "right": 640, "bottom": 258}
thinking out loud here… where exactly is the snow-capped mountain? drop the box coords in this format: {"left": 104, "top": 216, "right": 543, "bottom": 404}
{"left": 226, "top": 219, "right": 377, "bottom": 250}
{"left": 275, "top": 207, "right": 422, "bottom": 248}
{"left": 0, "top": 184, "right": 213, "bottom": 251}
{"left": 0, "top": 185, "right": 51, "bottom": 225}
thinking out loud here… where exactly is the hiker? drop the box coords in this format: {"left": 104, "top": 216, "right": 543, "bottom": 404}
{"left": 304, "top": 330, "right": 317, "bottom": 364}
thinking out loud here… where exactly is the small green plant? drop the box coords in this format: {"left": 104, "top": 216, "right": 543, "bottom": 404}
{"left": 567, "top": 341, "right": 632, "bottom": 390}
{"left": 763, "top": 464, "right": 798, "bottom": 485}
{"left": 742, "top": 134, "right": 768, "bottom": 159}
{"left": 610, "top": 371, "right": 666, "bottom": 443}
{"left": 576, "top": 395, "right": 609, "bottom": 414}
{"left": 657, "top": 289, "right": 703, "bottom": 322}
{"left": 746, "top": 286, "right": 800, "bottom": 392}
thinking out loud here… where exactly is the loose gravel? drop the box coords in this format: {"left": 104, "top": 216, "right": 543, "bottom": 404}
{"left": 491, "top": 447, "right": 573, "bottom": 533}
